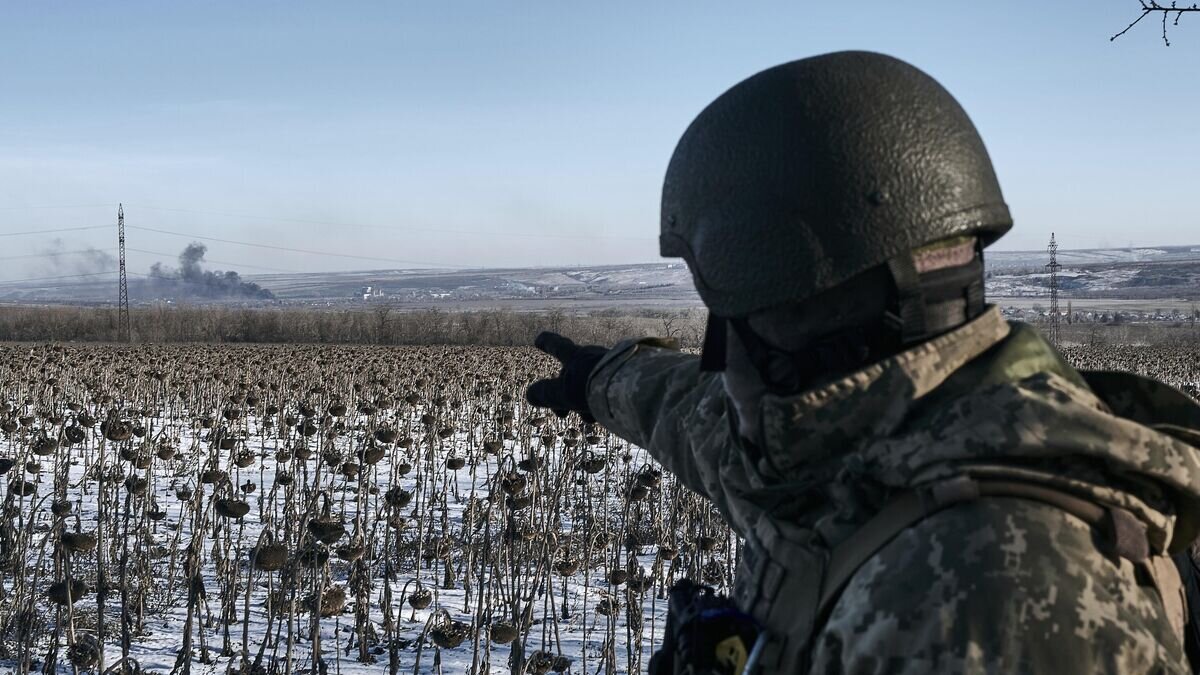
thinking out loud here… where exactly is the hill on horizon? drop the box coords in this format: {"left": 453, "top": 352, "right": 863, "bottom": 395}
{"left": 2, "top": 243, "right": 1199, "bottom": 308}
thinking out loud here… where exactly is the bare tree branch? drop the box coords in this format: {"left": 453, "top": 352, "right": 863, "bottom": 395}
{"left": 1112, "top": 1, "right": 1200, "bottom": 45}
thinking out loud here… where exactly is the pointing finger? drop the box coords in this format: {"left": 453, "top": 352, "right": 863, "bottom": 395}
{"left": 534, "top": 332, "right": 579, "bottom": 362}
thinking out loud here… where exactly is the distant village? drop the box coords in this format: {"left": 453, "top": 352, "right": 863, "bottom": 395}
{"left": 1000, "top": 305, "right": 1200, "bottom": 325}
{"left": 350, "top": 273, "right": 689, "bottom": 305}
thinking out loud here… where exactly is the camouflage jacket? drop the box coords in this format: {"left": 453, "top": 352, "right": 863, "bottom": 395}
{"left": 586, "top": 306, "right": 1200, "bottom": 673}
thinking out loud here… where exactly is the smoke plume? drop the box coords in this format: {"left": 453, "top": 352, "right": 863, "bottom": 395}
{"left": 147, "top": 243, "right": 274, "bottom": 300}
{"left": 35, "top": 238, "right": 116, "bottom": 276}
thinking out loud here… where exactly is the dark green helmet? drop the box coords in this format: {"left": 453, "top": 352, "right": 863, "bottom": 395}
{"left": 660, "top": 51, "right": 1012, "bottom": 318}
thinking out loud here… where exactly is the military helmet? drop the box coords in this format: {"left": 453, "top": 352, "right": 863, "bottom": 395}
{"left": 660, "top": 51, "right": 1011, "bottom": 318}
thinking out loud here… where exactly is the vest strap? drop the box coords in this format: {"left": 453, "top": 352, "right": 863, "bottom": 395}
{"left": 818, "top": 476, "right": 1156, "bottom": 618}
{"left": 743, "top": 474, "right": 1184, "bottom": 673}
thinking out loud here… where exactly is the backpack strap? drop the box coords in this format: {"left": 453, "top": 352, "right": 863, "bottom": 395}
{"left": 1172, "top": 551, "right": 1200, "bottom": 669}
{"left": 1147, "top": 553, "right": 1188, "bottom": 650}
{"left": 736, "top": 517, "right": 824, "bottom": 674}
{"left": 742, "top": 474, "right": 1186, "bottom": 674}
{"left": 816, "top": 475, "right": 1182, "bottom": 648}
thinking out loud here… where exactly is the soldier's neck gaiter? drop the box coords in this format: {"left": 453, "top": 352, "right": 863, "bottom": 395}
{"left": 722, "top": 327, "right": 771, "bottom": 447}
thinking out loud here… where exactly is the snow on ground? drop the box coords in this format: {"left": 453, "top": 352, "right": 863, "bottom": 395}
{"left": 4, "top": 413, "right": 696, "bottom": 667}
{"left": 3, "top": 337, "right": 1199, "bottom": 675}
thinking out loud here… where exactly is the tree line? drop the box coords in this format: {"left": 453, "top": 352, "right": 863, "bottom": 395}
{"left": 0, "top": 304, "right": 708, "bottom": 347}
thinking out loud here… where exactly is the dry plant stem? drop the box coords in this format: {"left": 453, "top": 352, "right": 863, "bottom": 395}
{"left": 0, "top": 343, "right": 759, "bottom": 674}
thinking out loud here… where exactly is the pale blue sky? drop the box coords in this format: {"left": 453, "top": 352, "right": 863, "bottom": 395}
{"left": 1, "top": 2, "right": 1197, "bottom": 281}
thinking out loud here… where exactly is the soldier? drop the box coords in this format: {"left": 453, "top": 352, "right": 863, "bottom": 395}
{"left": 527, "top": 51, "right": 1200, "bottom": 673}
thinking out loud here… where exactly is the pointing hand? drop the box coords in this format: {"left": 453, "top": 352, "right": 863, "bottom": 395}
{"left": 525, "top": 332, "right": 608, "bottom": 423}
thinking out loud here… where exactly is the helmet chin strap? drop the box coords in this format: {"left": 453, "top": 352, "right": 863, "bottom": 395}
{"left": 883, "top": 253, "right": 927, "bottom": 346}
{"left": 885, "top": 242, "right": 986, "bottom": 348}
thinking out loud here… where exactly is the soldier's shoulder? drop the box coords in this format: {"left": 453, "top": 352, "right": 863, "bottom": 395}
{"left": 816, "top": 497, "right": 1184, "bottom": 672}
{"left": 1081, "top": 370, "right": 1200, "bottom": 446}
{"left": 916, "top": 320, "right": 1088, "bottom": 410}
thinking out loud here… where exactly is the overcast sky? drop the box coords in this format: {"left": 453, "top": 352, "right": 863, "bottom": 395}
{"left": 1, "top": 2, "right": 1198, "bottom": 281}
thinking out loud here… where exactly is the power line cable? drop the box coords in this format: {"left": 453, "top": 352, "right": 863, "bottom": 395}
{"left": 0, "top": 248, "right": 117, "bottom": 262}
{"left": 0, "top": 204, "right": 112, "bottom": 211}
{"left": 126, "top": 247, "right": 301, "bottom": 273}
{"left": 0, "top": 225, "right": 112, "bottom": 237}
{"left": 126, "top": 225, "right": 463, "bottom": 268}
{"left": 0, "top": 202, "right": 654, "bottom": 242}
{"left": 0, "top": 269, "right": 154, "bottom": 288}
{"left": 0, "top": 239, "right": 295, "bottom": 273}
{"left": 127, "top": 203, "right": 656, "bottom": 242}
{"left": 0, "top": 270, "right": 118, "bottom": 286}
{"left": 0, "top": 245, "right": 289, "bottom": 276}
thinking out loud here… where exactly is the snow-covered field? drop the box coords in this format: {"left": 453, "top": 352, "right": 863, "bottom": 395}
{"left": 0, "top": 344, "right": 734, "bottom": 674}
{"left": 986, "top": 267, "right": 1145, "bottom": 296}
{"left": 5, "top": 340, "right": 1194, "bottom": 675}
{"left": 986, "top": 244, "right": 1200, "bottom": 272}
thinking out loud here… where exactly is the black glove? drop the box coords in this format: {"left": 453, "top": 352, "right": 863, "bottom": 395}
{"left": 526, "top": 332, "right": 608, "bottom": 423}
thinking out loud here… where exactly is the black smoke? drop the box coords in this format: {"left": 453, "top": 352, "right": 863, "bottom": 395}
{"left": 147, "top": 243, "right": 274, "bottom": 300}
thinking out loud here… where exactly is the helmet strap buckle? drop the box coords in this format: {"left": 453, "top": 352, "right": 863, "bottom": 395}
{"left": 883, "top": 253, "right": 927, "bottom": 345}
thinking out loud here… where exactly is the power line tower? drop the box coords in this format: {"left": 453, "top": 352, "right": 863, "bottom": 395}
{"left": 117, "top": 203, "right": 131, "bottom": 343}
{"left": 1046, "top": 232, "right": 1061, "bottom": 347}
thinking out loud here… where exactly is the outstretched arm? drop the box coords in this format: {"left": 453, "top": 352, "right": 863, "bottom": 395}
{"left": 526, "top": 332, "right": 729, "bottom": 499}
{"left": 583, "top": 337, "right": 725, "bottom": 498}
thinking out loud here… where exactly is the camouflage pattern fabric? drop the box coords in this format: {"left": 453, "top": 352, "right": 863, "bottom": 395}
{"left": 586, "top": 306, "right": 1200, "bottom": 673}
